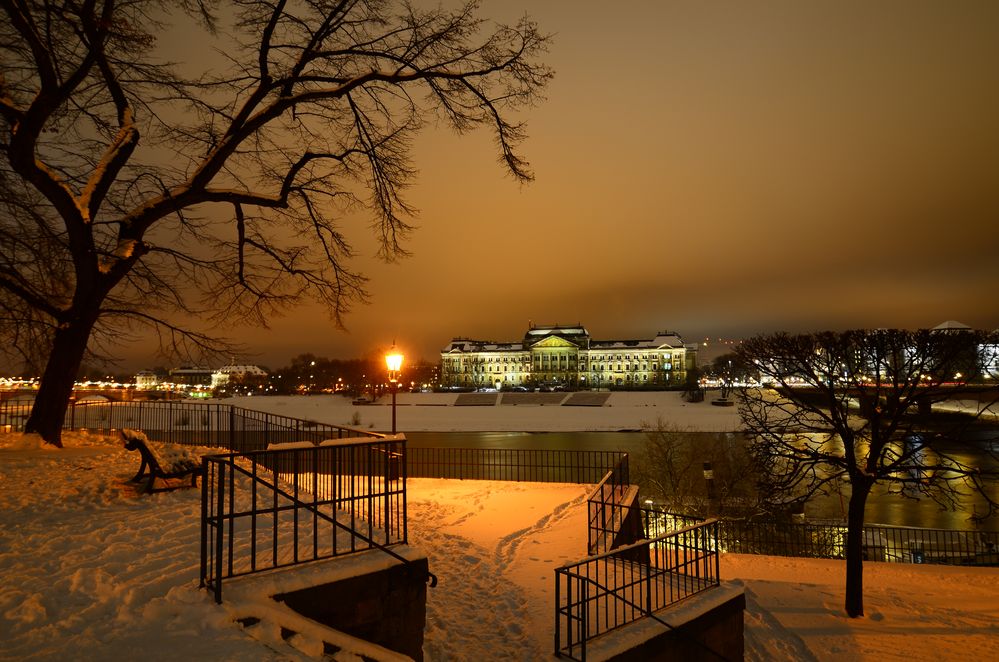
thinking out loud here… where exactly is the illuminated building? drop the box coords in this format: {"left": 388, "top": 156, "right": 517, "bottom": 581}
{"left": 135, "top": 370, "right": 160, "bottom": 390}
{"left": 211, "top": 364, "right": 269, "bottom": 390}
{"left": 440, "top": 324, "right": 697, "bottom": 389}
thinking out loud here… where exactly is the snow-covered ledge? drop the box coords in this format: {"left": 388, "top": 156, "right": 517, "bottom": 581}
{"left": 582, "top": 580, "right": 745, "bottom": 662}
{"left": 221, "top": 546, "right": 429, "bottom": 661}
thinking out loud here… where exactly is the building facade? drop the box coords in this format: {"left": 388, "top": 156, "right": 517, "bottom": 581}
{"left": 211, "top": 364, "right": 269, "bottom": 390}
{"left": 440, "top": 324, "right": 697, "bottom": 389}
{"left": 134, "top": 370, "right": 160, "bottom": 390}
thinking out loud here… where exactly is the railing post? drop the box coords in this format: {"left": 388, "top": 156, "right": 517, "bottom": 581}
{"left": 199, "top": 457, "right": 209, "bottom": 587}
{"left": 646, "top": 544, "right": 653, "bottom": 615}
{"left": 402, "top": 439, "right": 409, "bottom": 544}
{"left": 214, "top": 459, "right": 225, "bottom": 603}
{"left": 229, "top": 406, "right": 236, "bottom": 452}
{"left": 383, "top": 445, "right": 391, "bottom": 543}
{"left": 565, "top": 572, "right": 573, "bottom": 658}
{"left": 714, "top": 520, "right": 720, "bottom": 582}
{"left": 554, "top": 570, "right": 561, "bottom": 657}
{"left": 579, "top": 576, "right": 587, "bottom": 662}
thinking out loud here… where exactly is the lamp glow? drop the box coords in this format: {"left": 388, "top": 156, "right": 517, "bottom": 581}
{"left": 385, "top": 352, "right": 403, "bottom": 377}
{"left": 385, "top": 346, "right": 404, "bottom": 434}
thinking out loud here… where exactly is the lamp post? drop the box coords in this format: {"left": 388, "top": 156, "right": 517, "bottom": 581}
{"left": 385, "top": 347, "right": 403, "bottom": 435}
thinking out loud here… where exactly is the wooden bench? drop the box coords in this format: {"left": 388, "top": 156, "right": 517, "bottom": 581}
{"left": 121, "top": 428, "right": 203, "bottom": 493}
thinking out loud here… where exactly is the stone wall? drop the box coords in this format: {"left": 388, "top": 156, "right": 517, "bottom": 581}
{"left": 274, "top": 558, "right": 429, "bottom": 661}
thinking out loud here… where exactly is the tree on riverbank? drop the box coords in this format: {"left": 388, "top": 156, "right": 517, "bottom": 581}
{"left": 0, "top": 0, "right": 551, "bottom": 445}
{"left": 736, "top": 328, "right": 999, "bottom": 617}
{"left": 637, "top": 420, "right": 755, "bottom": 516}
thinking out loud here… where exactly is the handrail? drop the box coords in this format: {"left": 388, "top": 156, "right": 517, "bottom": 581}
{"left": 643, "top": 510, "right": 999, "bottom": 565}
{"left": 555, "top": 519, "right": 721, "bottom": 660}
{"left": 557, "top": 562, "right": 730, "bottom": 662}
{"left": 562, "top": 519, "right": 719, "bottom": 568}
{"left": 0, "top": 399, "right": 386, "bottom": 447}
{"left": 406, "top": 446, "right": 627, "bottom": 483}
{"left": 202, "top": 451, "right": 435, "bottom": 602}
{"left": 586, "top": 453, "right": 635, "bottom": 555}
{"left": 200, "top": 438, "right": 429, "bottom": 603}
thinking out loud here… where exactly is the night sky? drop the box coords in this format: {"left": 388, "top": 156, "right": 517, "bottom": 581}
{"left": 127, "top": 1, "right": 999, "bottom": 369}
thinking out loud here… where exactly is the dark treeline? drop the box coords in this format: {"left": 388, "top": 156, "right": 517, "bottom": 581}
{"left": 266, "top": 354, "right": 439, "bottom": 395}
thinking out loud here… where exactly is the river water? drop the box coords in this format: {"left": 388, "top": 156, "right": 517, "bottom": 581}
{"left": 405, "top": 430, "right": 999, "bottom": 532}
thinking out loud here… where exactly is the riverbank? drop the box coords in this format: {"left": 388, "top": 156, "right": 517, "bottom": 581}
{"left": 220, "top": 391, "right": 742, "bottom": 433}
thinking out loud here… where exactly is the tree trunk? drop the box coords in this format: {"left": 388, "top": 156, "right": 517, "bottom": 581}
{"left": 24, "top": 316, "right": 97, "bottom": 447}
{"left": 844, "top": 477, "right": 873, "bottom": 617}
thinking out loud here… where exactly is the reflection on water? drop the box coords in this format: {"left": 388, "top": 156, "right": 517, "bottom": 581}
{"left": 405, "top": 430, "right": 999, "bottom": 532}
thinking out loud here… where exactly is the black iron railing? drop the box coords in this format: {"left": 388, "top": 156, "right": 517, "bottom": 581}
{"left": 0, "top": 399, "right": 380, "bottom": 449}
{"left": 406, "top": 447, "right": 627, "bottom": 484}
{"left": 640, "top": 509, "right": 706, "bottom": 539}
{"left": 554, "top": 520, "right": 721, "bottom": 660}
{"left": 200, "top": 437, "right": 426, "bottom": 603}
{"left": 0, "top": 402, "right": 32, "bottom": 432}
{"left": 587, "top": 455, "right": 635, "bottom": 555}
{"left": 642, "top": 509, "right": 999, "bottom": 566}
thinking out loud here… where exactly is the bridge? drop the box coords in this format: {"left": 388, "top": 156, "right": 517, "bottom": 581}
{"left": 0, "top": 388, "right": 186, "bottom": 405}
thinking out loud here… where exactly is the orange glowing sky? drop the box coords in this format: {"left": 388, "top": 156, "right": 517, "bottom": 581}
{"left": 126, "top": 1, "right": 999, "bottom": 369}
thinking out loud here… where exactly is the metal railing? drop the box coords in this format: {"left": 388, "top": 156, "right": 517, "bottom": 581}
{"left": 587, "top": 454, "right": 635, "bottom": 555}
{"left": 555, "top": 520, "right": 721, "bottom": 660}
{"left": 0, "top": 399, "right": 381, "bottom": 449}
{"left": 643, "top": 509, "right": 999, "bottom": 566}
{"left": 0, "top": 402, "right": 32, "bottom": 431}
{"left": 200, "top": 437, "right": 425, "bottom": 603}
{"left": 406, "top": 447, "right": 627, "bottom": 484}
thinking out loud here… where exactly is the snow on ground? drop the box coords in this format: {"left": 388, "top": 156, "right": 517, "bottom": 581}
{"left": 3, "top": 431, "right": 999, "bottom": 661}
{"left": 727, "top": 554, "right": 999, "bottom": 662}
{"left": 222, "top": 391, "right": 742, "bottom": 433}
{"left": 405, "top": 479, "right": 590, "bottom": 658}
{"left": 0, "top": 432, "right": 287, "bottom": 661}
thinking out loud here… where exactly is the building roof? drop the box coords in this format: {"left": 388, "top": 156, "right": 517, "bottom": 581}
{"left": 525, "top": 324, "right": 589, "bottom": 338}
{"left": 215, "top": 364, "right": 268, "bottom": 375}
{"left": 932, "top": 320, "right": 972, "bottom": 331}
{"left": 443, "top": 325, "right": 693, "bottom": 354}
{"left": 169, "top": 366, "right": 212, "bottom": 375}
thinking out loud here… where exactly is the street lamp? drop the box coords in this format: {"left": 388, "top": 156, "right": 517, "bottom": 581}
{"left": 385, "top": 347, "right": 404, "bottom": 434}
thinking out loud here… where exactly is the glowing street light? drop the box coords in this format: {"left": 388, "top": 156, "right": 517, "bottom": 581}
{"left": 385, "top": 347, "right": 404, "bottom": 434}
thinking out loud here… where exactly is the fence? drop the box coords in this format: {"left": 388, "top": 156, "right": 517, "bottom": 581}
{"left": 0, "top": 402, "right": 32, "bottom": 432}
{"left": 10, "top": 399, "right": 994, "bottom": 568}
{"left": 0, "top": 399, "right": 381, "bottom": 449}
{"left": 643, "top": 509, "right": 999, "bottom": 567}
{"left": 587, "top": 455, "right": 635, "bottom": 555}
{"left": 554, "top": 520, "right": 720, "bottom": 661}
{"left": 200, "top": 437, "right": 420, "bottom": 603}
{"left": 406, "top": 447, "right": 627, "bottom": 484}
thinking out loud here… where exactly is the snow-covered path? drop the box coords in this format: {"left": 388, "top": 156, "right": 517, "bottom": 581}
{"left": 407, "top": 479, "right": 590, "bottom": 659}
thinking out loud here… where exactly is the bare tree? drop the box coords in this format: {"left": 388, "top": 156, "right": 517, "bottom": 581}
{"left": 736, "top": 328, "right": 999, "bottom": 617}
{"left": 637, "top": 418, "right": 756, "bottom": 517}
{"left": 0, "top": 0, "right": 551, "bottom": 444}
